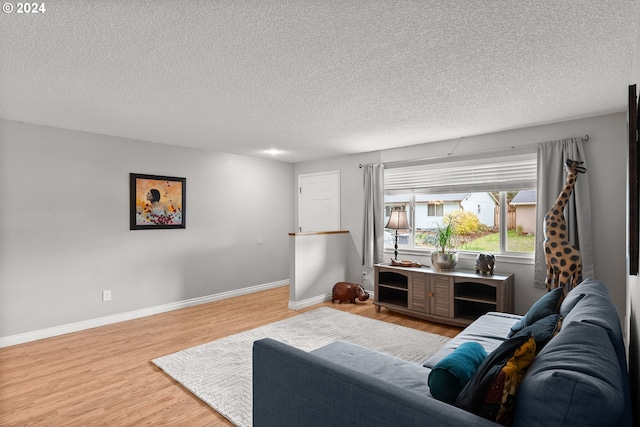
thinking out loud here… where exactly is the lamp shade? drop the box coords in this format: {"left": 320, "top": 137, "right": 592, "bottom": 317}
{"left": 385, "top": 210, "right": 411, "bottom": 230}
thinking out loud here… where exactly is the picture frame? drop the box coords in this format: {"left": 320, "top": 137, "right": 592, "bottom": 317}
{"left": 129, "top": 173, "right": 186, "bottom": 230}
{"left": 628, "top": 84, "right": 639, "bottom": 275}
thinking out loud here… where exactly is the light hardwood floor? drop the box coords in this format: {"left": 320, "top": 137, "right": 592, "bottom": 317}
{"left": 0, "top": 286, "right": 461, "bottom": 427}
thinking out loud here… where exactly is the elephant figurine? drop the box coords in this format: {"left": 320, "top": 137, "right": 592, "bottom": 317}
{"left": 475, "top": 253, "right": 495, "bottom": 276}
{"left": 331, "top": 282, "right": 370, "bottom": 304}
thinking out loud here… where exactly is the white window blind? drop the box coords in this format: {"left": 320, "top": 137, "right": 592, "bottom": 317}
{"left": 384, "top": 156, "right": 537, "bottom": 194}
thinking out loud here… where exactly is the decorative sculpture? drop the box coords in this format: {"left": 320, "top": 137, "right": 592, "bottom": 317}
{"left": 543, "top": 159, "right": 586, "bottom": 292}
{"left": 331, "top": 282, "right": 370, "bottom": 304}
{"left": 475, "top": 253, "right": 495, "bottom": 276}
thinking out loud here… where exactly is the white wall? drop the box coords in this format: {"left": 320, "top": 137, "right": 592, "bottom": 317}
{"left": 295, "top": 113, "right": 628, "bottom": 321}
{"left": 288, "top": 232, "right": 349, "bottom": 307}
{"left": 0, "top": 119, "right": 294, "bottom": 338}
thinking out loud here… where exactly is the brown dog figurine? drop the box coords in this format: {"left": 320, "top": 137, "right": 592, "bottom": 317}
{"left": 331, "top": 282, "right": 370, "bottom": 304}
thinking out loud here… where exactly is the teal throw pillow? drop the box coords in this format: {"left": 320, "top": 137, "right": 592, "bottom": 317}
{"left": 509, "top": 287, "right": 565, "bottom": 337}
{"left": 428, "top": 342, "right": 488, "bottom": 404}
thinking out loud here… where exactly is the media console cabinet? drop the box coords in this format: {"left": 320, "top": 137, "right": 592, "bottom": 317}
{"left": 374, "top": 264, "right": 514, "bottom": 327}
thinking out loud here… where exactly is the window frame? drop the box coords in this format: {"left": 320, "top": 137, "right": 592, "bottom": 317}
{"left": 383, "top": 153, "right": 537, "bottom": 258}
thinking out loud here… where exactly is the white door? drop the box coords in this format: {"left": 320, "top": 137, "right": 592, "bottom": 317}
{"left": 298, "top": 171, "right": 340, "bottom": 232}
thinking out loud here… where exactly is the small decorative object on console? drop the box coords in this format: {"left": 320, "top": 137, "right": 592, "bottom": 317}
{"left": 331, "top": 282, "right": 370, "bottom": 304}
{"left": 475, "top": 253, "right": 495, "bottom": 276}
{"left": 391, "top": 259, "right": 422, "bottom": 268}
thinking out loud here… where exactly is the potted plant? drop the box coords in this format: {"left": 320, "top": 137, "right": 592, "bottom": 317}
{"left": 429, "top": 219, "right": 459, "bottom": 271}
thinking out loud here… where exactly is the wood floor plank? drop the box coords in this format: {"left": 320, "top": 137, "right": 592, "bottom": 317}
{"left": 0, "top": 286, "right": 460, "bottom": 426}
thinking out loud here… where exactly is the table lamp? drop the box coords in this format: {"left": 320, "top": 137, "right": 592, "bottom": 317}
{"left": 385, "top": 210, "right": 410, "bottom": 260}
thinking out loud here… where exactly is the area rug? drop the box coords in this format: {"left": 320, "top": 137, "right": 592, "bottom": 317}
{"left": 152, "top": 307, "right": 450, "bottom": 427}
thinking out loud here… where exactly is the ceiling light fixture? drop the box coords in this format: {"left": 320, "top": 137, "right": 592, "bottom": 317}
{"left": 263, "top": 148, "right": 286, "bottom": 156}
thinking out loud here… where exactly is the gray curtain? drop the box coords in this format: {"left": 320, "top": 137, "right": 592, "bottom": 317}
{"left": 534, "top": 138, "right": 594, "bottom": 288}
{"left": 362, "top": 164, "right": 385, "bottom": 267}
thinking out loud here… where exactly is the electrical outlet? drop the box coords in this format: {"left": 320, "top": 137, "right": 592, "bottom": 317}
{"left": 102, "top": 290, "right": 112, "bottom": 302}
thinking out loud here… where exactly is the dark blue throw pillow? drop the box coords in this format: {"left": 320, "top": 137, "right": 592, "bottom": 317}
{"left": 512, "top": 313, "right": 562, "bottom": 353}
{"left": 509, "top": 287, "right": 564, "bottom": 337}
{"left": 428, "top": 342, "right": 488, "bottom": 404}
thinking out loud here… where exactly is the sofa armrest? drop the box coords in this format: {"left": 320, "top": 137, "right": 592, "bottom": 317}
{"left": 253, "top": 338, "right": 498, "bottom": 427}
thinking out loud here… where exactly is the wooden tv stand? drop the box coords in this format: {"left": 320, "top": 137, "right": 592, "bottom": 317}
{"left": 374, "top": 264, "right": 514, "bottom": 327}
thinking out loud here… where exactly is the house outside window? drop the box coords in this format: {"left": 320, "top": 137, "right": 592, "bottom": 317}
{"left": 383, "top": 154, "right": 537, "bottom": 255}
{"left": 426, "top": 202, "right": 444, "bottom": 217}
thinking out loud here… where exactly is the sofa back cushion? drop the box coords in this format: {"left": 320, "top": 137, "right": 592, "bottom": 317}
{"left": 560, "top": 279, "right": 622, "bottom": 348}
{"left": 558, "top": 279, "right": 633, "bottom": 426}
{"left": 559, "top": 278, "right": 611, "bottom": 316}
{"left": 513, "top": 321, "right": 625, "bottom": 427}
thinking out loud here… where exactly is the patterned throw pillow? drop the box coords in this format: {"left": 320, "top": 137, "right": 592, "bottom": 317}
{"left": 455, "top": 333, "right": 536, "bottom": 426}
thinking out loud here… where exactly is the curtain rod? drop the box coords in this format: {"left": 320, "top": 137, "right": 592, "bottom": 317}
{"left": 359, "top": 134, "right": 589, "bottom": 169}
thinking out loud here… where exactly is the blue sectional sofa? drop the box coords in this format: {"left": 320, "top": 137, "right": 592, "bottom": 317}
{"left": 253, "top": 279, "right": 633, "bottom": 426}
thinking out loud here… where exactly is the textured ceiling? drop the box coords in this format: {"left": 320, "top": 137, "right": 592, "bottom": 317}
{"left": 1, "top": 1, "right": 638, "bottom": 162}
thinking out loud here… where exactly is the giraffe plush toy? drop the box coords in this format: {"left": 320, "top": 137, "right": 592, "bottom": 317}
{"left": 543, "top": 159, "right": 586, "bottom": 293}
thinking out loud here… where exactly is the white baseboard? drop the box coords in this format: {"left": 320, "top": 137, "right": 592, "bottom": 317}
{"left": 0, "top": 280, "right": 288, "bottom": 348}
{"left": 288, "top": 293, "right": 332, "bottom": 310}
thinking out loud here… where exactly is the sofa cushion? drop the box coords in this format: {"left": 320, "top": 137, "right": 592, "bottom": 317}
{"left": 512, "top": 321, "right": 625, "bottom": 427}
{"left": 310, "top": 341, "right": 431, "bottom": 395}
{"left": 425, "top": 312, "right": 520, "bottom": 369}
{"left": 428, "top": 342, "right": 488, "bottom": 404}
{"left": 557, "top": 279, "right": 633, "bottom": 426}
{"left": 561, "top": 280, "right": 621, "bottom": 341}
{"left": 509, "top": 287, "right": 564, "bottom": 336}
{"left": 559, "top": 278, "right": 610, "bottom": 316}
{"left": 456, "top": 333, "right": 536, "bottom": 426}
{"left": 511, "top": 313, "right": 561, "bottom": 354}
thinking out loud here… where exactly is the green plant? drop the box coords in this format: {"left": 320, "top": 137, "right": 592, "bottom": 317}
{"left": 431, "top": 219, "right": 459, "bottom": 253}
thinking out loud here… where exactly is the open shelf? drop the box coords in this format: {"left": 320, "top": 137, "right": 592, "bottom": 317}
{"left": 454, "top": 299, "right": 496, "bottom": 320}
{"left": 378, "top": 271, "right": 408, "bottom": 290}
{"left": 455, "top": 281, "right": 496, "bottom": 303}
{"left": 377, "top": 286, "right": 408, "bottom": 308}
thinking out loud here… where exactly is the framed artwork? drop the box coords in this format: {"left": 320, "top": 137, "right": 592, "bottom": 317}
{"left": 130, "top": 173, "right": 186, "bottom": 230}
{"left": 629, "top": 84, "right": 639, "bottom": 275}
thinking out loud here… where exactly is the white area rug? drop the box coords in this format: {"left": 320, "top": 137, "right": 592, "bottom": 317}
{"left": 152, "top": 307, "right": 450, "bottom": 427}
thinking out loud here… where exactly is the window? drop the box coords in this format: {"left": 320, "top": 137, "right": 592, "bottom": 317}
{"left": 384, "top": 154, "right": 537, "bottom": 255}
{"left": 427, "top": 203, "right": 443, "bottom": 216}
